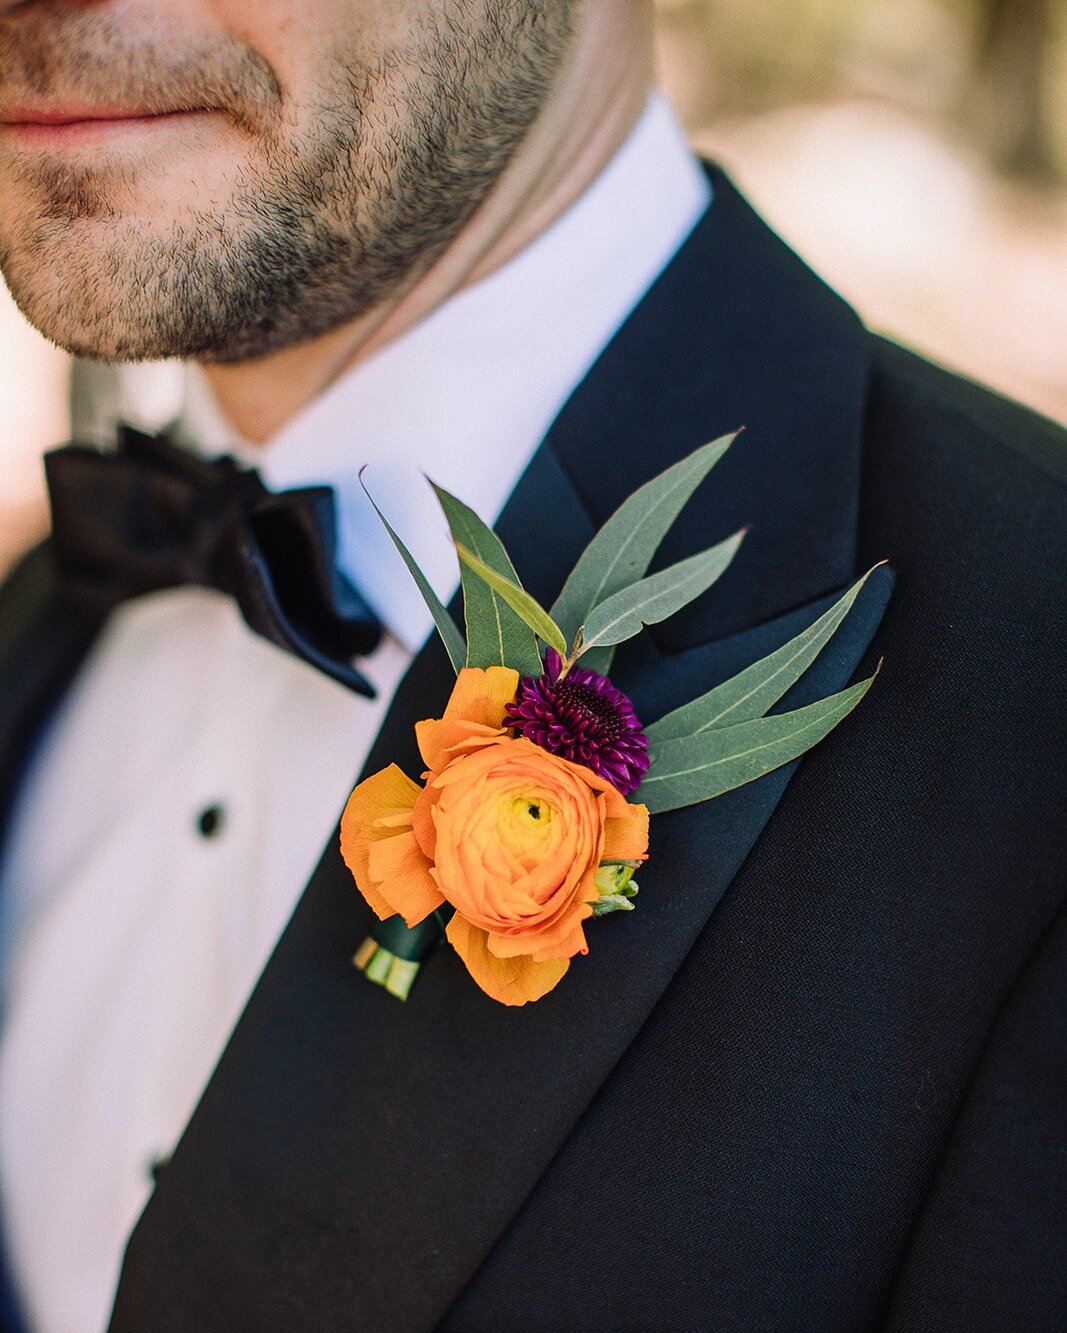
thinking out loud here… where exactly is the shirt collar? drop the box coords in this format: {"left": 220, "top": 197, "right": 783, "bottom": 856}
{"left": 178, "top": 93, "right": 711, "bottom": 651}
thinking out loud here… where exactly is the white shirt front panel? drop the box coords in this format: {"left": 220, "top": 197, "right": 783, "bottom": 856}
{"left": 0, "top": 94, "right": 710, "bottom": 1333}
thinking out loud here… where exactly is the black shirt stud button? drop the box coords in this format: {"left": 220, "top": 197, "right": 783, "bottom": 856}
{"left": 196, "top": 804, "right": 225, "bottom": 839}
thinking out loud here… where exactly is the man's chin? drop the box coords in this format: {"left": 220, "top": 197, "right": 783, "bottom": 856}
{"left": 2, "top": 261, "right": 356, "bottom": 366}
{"left": 2, "top": 264, "right": 180, "bottom": 362}
{"left": 7, "top": 311, "right": 167, "bottom": 362}
{"left": 1, "top": 212, "right": 223, "bottom": 361}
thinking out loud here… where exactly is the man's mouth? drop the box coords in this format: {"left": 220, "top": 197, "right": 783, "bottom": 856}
{"left": 0, "top": 106, "right": 208, "bottom": 146}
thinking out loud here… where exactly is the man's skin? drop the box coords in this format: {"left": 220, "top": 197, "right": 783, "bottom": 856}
{"left": 0, "top": 0, "right": 652, "bottom": 441}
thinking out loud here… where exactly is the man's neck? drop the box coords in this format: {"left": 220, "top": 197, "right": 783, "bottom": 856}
{"left": 200, "top": 5, "right": 654, "bottom": 445}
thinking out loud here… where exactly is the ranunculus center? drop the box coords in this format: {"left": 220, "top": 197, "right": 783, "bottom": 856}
{"left": 509, "top": 794, "right": 551, "bottom": 829}
{"left": 492, "top": 786, "right": 561, "bottom": 871}
{"left": 516, "top": 796, "right": 545, "bottom": 821}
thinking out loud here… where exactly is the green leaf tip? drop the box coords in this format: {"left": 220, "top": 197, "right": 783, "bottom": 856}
{"left": 578, "top": 526, "right": 746, "bottom": 661}
{"left": 359, "top": 470, "right": 466, "bottom": 674}
{"left": 456, "top": 543, "right": 569, "bottom": 657}
{"left": 644, "top": 563, "right": 884, "bottom": 744}
{"left": 551, "top": 430, "right": 740, "bottom": 645}
{"left": 637, "top": 671, "right": 876, "bottom": 814}
{"left": 430, "top": 481, "right": 543, "bottom": 677}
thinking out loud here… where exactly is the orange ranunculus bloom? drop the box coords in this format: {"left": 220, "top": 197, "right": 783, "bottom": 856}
{"left": 340, "top": 666, "right": 649, "bottom": 1005}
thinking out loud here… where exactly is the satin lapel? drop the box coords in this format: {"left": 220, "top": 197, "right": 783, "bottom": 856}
{"left": 109, "top": 166, "right": 879, "bottom": 1331}
{"left": 0, "top": 541, "right": 107, "bottom": 863}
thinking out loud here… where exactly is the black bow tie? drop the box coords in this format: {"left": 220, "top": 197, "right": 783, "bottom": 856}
{"left": 44, "top": 425, "right": 381, "bottom": 697}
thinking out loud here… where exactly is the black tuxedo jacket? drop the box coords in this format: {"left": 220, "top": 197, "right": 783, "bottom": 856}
{"left": 0, "top": 167, "right": 1063, "bottom": 1332}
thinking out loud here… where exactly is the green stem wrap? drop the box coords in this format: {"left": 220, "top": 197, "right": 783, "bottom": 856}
{"left": 353, "top": 907, "right": 453, "bottom": 1000}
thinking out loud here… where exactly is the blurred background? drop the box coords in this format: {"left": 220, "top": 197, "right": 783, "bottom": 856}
{"left": 2, "top": 0, "right": 1065, "bottom": 574}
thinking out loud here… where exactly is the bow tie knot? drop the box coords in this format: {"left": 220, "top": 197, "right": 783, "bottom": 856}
{"left": 44, "top": 426, "right": 381, "bottom": 696}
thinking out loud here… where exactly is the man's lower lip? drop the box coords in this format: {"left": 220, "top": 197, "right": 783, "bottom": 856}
{"left": 0, "top": 110, "right": 207, "bottom": 147}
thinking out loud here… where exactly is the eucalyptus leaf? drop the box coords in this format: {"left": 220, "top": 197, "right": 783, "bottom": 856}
{"left": 431, "top": 483, "right": 543, "bottom": 676}
{"left": 579, "top": 528, "right": 746, "bottom": 658}
{"left": 456, "top": 543, "right": 568, "bottom": 657}
{"left": 360, "top": 475, "right": 466, "bottom": 674}
{"left": 550, "top": 431, "right": 737, "bottom": 642}
{"left": 637, "top": 673, "right": 875, "bottom": 814}
{"left": 645, "top": 564, "right": 883, "bottom": 743}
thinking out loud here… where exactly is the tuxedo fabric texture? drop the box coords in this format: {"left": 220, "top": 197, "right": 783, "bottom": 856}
{"left": 0, "top": 166, "right": 1064, "bottom": 1332}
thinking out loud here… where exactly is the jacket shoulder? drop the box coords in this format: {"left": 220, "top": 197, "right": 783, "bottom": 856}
{"left": 862, "top": 334, "right": 1065, "bottom": 624}
{"left": 867, "top": 335, "right": 1067, "bottom": 490}
{"left": 858, "top": 332, "right": 1063, "bottom": 780}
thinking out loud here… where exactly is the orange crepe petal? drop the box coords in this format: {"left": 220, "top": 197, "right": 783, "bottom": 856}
{"left": 603, "top": 783, "right": 636, "bottom": 818}
{"left": 416, "top": 667, "right": 520, "bottom": 772}
{"left": 410, "top": 784, "right": 440, "bottom": 861}
{"left": 486, "top": 905, "right": 591, "bottom": 960}
{"left": 340, "top": 763, "right": 418, "bottom": 885}
{"left": 446, "top": 665, "right": 522, "bottom": 727}
{"left": 603, "top": 801, "right": 650, "bottom": 863}
{"left": 353, "top": 877, "right": 397, "bottom": 924}
{"left": 415, "top": 718, "right": 499, "bottom": 777}
{"left": 367, "top": 828, "right": 444, "bottom": 926}
{"left": 339, "top": 764, "right": 441, "bottom": 923}
{"left": 447, "top": 915, "right": 570, "bottom": 1006}
{"left": 529, "top": 915, "right": 590, "bottom": 963}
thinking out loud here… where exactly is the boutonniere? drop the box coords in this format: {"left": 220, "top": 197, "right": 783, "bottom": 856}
{"left": 341, "top": 433, "right": 880, "bottom": 1005}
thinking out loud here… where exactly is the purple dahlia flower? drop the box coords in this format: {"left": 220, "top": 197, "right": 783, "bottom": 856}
{"left": 504, "top": 649, "right": 650, "bottom": 796}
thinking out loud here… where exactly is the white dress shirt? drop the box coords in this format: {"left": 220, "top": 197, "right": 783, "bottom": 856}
{"left": 0, "top": 95, "right": 710, "bottom": 1333}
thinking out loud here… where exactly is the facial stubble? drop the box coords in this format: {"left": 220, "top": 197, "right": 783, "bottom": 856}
{"left": 0, "top": 2, "right": 576, "bottom": 363}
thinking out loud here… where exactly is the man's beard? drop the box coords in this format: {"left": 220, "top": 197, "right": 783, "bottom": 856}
{"left": 0, "top": 4, "right": 575, "bottom": 363}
